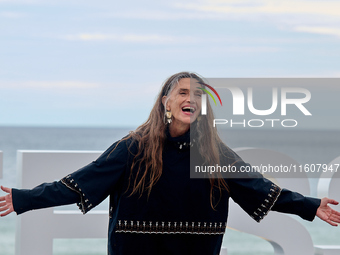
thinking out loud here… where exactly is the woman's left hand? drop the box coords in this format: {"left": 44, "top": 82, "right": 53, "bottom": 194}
{"left": 316, "top": 198, "right": 340, "bottom": 226}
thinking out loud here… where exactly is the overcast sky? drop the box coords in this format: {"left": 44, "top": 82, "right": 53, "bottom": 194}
{"left": 1, "top": 0, "right": 340, "bottom": 128}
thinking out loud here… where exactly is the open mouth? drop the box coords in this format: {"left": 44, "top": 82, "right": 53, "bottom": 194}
{"left": 182, "top": 106, "right": 196, "bottom": 113}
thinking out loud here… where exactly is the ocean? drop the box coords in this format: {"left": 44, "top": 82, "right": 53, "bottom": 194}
{"left": 0, "top": 126, "right": 339, "bottom": 255}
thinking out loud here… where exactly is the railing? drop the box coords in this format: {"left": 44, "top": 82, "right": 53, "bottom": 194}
{"left": 14, "top": 149, "right": 340, "bottom": 255}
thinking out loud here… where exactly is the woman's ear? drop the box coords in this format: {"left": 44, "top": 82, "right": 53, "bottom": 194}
{"left": 162, "top": 96, "right": 170, "bottom": 110}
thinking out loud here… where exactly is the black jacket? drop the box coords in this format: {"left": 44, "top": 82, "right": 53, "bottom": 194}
{"left": 12, "top": 129, "right": 320, "bottom": 255}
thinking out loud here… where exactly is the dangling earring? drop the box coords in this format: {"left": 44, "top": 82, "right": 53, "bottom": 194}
{"left": 165, "top": 110, "right": 172, "bottom": 124}
{"left": 196, "top": 115, "right": 201, "bottom": 129}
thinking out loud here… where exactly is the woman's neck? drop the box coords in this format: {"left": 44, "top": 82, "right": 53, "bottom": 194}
{"left": 169, "top": 122, "right": 189, "bottom": 137}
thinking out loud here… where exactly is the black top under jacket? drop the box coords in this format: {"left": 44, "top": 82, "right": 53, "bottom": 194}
{"left": 12, "top": 127, "right": 321, "bottom": 255}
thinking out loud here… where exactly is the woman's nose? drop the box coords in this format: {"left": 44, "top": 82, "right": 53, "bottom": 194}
{"left": 188, "top": 93, "right": 195, "bottom": 103}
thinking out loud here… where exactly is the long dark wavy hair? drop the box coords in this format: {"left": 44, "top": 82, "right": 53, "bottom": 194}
{"left": 114, "top": 72, "right": 229, "bottom": 209}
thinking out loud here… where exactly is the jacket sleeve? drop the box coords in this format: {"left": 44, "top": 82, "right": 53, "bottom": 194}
{"left": 12, "top": 181, "right": 80, "bottom": 215}
{"left": 271, "top": 188, "right": 321, "bottom": 221}
{"left": 228, "top": 173, "right": 320, "bottom": 222}
{"left": 227, "top": 166, "right": 282, "bottom": 222}
{"left": 223, "top": 147, "right": 320, "bottom": 222}
{"left": 12, "top": 137, "right": 134, "bottom": 215}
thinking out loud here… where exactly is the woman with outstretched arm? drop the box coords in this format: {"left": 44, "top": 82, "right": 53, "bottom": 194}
{"left": 1, "top": 72, "right": 340, "bottom": 255}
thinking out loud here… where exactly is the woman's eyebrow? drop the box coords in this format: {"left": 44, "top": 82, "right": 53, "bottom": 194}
{"left": 179, "top": 88, "right": 189, "bottom": 92}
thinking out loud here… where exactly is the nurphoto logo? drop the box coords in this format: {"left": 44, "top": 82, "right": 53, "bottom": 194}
{"left": 199, "top": 80, "right": 312, "bottom": 128}
{"left": 197, "top": 82, "right": 223, "bottom": 115}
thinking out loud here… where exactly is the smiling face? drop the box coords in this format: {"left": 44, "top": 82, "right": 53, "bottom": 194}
{"left": 162, "top": 77, "right": 202, "bottom": 137}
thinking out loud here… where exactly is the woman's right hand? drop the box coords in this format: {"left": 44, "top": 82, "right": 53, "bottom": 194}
{"left": 0, "top": 186, "right": 14, "bottom": 217}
